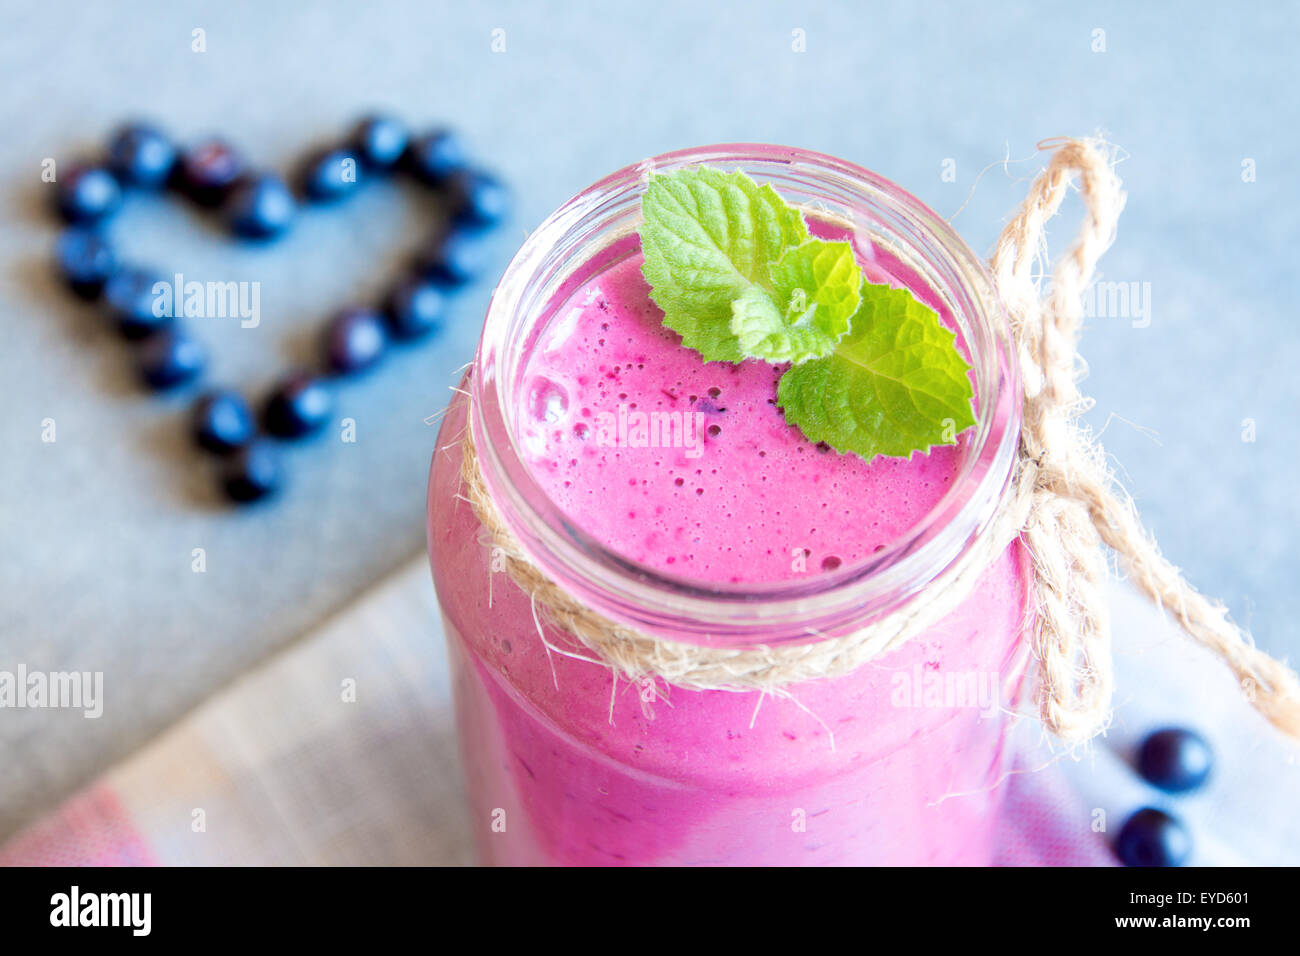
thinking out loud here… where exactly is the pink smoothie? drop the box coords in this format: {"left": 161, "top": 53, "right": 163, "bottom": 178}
{"left": 429, "top": 227, "right": 1030, "bottom": 865}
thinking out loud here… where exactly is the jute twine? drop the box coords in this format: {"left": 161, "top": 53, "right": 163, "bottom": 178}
{"left": 459, "top": 137, "right": 1300, "bottom": 744}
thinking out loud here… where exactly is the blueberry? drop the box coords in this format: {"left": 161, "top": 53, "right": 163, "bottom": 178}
{"left": 263, "top": 372, "right": 332, "bottom": 439}
{"left": 404, "top": 129, "right": 466, "bottom": 185}
{"left": 137, "top": 327, "right": 207, "bottom": 390}
{"left": 107, "top": 122, "right": 176, "bottom": 188}
{"left": 176, "top": 137, "right": 246, "bottom": 207}
{"left": 225, "top": 173, "right": 296, "bottom": 239}
{"left": 324, "top": 307, "right": 387, "bottom": 375}
{"left": 220, "top": 440, "right": 283, "bottom": 503}
{"left": 103, "top": 266, "right": 172, "bottom": 339}
{"left": 55, "top": 165, "right": 122, "bottom": 225}
{"left": 1115, "top": 807, "right": 1192, "bottom": 867}
{"left": 348, "top": 115, "right": 409, "bottom": 171}
{"left": 192, "top": 389, "right": 254, "bottom": 454}
{"left": 448, "top": 170, "right": 509, "bottom": 227}
{"left": 1137, "top": 727, "right": 1213, "bottom": 793}
{"left": 415, "top": 227, "right": 493, "bottom": 286}
{"left": 383, "top": 276, "right": 446, "bottom": 340}
{"left": 54, "top": 228, "right": 116, "bottom": 300}
{"left": 298, "top": 148, "right": 363, "bottom": 203}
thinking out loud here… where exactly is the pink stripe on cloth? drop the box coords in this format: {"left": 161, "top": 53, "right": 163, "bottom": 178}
{"left": 0, "top": 783, "right": 156, "bottom": 867}
{"left": 994, "top": 762, "right": 1116, "bottom": 867}
{"left": 0, "top": 762, "right": 1111, "bottom": 867}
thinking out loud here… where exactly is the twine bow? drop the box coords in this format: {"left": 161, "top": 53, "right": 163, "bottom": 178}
{"left": 460, "top": 137, "right": 1300, "bottom": 743}
{"left": 991, "top": 137, "right": 1300, "bottom": 740}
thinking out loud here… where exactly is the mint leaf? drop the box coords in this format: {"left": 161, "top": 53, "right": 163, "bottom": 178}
{"left": 732, "top": 239, "right": 860, "bottom": 363}
{"left": 727, "top": 286, "right": 787, "bottom": 358}
{"left": 777, "top": 284, "right": 976, "bottom": 461}
{"left": 640, "top": 167, "right": 809, "bottom": 362}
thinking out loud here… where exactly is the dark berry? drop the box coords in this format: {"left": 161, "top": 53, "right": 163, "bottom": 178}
{"left": 192, "top": 389, "right": 254, "bottom": 454}
{"left": 103, "top": 266, "right": 172, "bottom": 339}
{"left": 1115, "top": 807, "right": 1192, "bottom": 867}
{"left": 448, "top": 170, "right": 509, "bottom": 227}
{"left": 54, "top": 228, "right": 116, "bottom": 300}
{"left": 383, "top": 276, "right": 446, "bottom": 340}
{"left": 415, "top": 227, "right": 493, "bottom": 286}
{"left": 107, "top": 122, "right": 176, "bottom": 188}
{"left": 1137, "top": 727, "right": 1213, "bottom": 793}
{"left": 225, "top": 173, "right": 296, "bottom": 239}
{"left": 298, "top": 148, "right": 363, "bottom": 202}
{"left": 263, "top": 372, "right": 332, "bottom": 439}
{"left": 176, "top": 138, "right": 246, "bottom": 207}
{"left": 220, "top": 440, "right": 283, "bottom": 503}
{"left": 137, "top": 327, "right": 207, "bottom": 390}
{"left": 348, "top": 115, "right": 409, "bottom": 170}
{"left": 324, "top": 307, "right": 387, "bottom": 375}
{"left": 404, "top": 129, "right": 466, "bottom": 185}
{"left": 55, "top": 165, "right": 122, "bottom": 225}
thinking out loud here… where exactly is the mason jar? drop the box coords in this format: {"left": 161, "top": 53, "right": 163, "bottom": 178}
{"left": 428, "top": 144, "right": 1028, "bottom": 865}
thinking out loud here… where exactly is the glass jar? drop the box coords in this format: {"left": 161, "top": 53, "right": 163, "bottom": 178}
{"left": 428, "top": 144, "right": 1028, "bottom": 866}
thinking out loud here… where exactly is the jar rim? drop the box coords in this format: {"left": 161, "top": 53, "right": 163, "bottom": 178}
{"left": 468, "top": 143, "right": 1021, "bottom": 648}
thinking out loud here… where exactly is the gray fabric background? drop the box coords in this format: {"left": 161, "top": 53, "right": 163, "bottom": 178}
{"left": 2, "top": 0, "right": 1296, "bottom": 840}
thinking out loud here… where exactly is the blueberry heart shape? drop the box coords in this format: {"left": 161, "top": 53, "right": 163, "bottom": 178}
{"left": 50, "top": 115, "right": 509, "bottom": 505}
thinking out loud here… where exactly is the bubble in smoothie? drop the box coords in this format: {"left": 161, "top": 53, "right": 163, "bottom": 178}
{"left": 527, "top": 376, "right": 570, "bottom": 425}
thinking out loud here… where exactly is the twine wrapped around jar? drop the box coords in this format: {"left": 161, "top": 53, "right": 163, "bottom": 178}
{"left": 458, "top": 137, "right": 1300, "bottom": 744}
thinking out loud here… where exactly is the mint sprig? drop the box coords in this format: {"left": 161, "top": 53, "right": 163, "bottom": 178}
{"left": 639, "top": 166, "right": 975, "bottom": 462}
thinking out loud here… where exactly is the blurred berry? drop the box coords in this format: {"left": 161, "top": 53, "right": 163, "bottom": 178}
{"left": 324, "top": 307, "right": 387, "bottom": 375}
{"left": 176, "top": 137, "right": 246, "bottom": 207}
{"left": 54, "top": 228, "right": 116, "bottom": 300}
{"left": 383, "top": 275, "right": 446, "bottom": 341}
{"left": 404, "top": 129, "right": 466, "bottom": 185}
{"left": 349, "top": 115, "right": 409, "bottom": 171}
{"left": 107, "top": 122, "right": 176, "bottom": 188}
{"left": 1137, "top": 727, "right": 1213, "bottom": 793}
{"left": 416, "top": 227, "right": 493, "bottom": 286}
{"left": 263, "top": 372, "right": 332, "bottom": 439}
{"left": 448, "top": 170, "right": 509, "bottom": 227}
{"left": 192, "top": 389, "right": 254, "bottom": 454}
{"left": 104, "top": 266, "right": 171, "bottom": 339}
{"left": 1116, "top": 808, "right": 1192, "bottom": 867}
{"left": 298, "top": 148, "right": 363, "bottom": 203}
{"left": 55, "top": 165, "right": 122, "bottom": 225}
{"left": 220, "top": 440, "right": 283, "bottom": 503}
{"left": 226, "top": 173, "right": 296, "bottom": 239}
{"left": 138, "top": 327, "right": 207, "bottom": 390}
